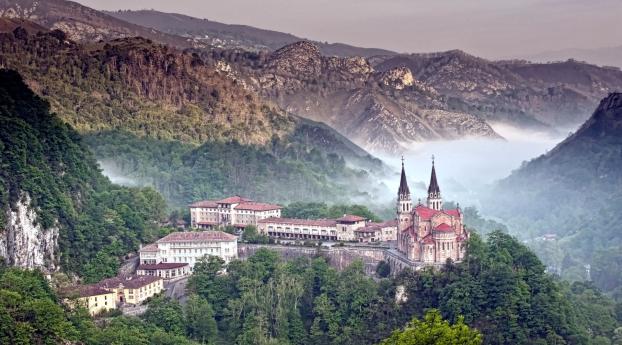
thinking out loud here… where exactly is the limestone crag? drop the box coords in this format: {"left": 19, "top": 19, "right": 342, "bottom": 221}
{"left": 0, "top": 194, "right": 58, "bottom": 272}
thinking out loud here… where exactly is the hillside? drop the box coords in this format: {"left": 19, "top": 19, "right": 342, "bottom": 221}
{"left": 488, "top": 93, "right": 622, "bottom": 293}
{"left": 0, "top": 69, "right": 166, "bottom": 280}
{"left": 0, "top": 0, "right": 195, "bottom": 48}
{"left": 0, "top": 27, "right": 386, "bottom": 206}
{"left": 104, "top": 9, "right": 397, "bottom": 57}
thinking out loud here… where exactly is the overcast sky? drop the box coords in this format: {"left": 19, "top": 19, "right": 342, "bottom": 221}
{"left": 79, "top": 0, "right": 621, "bottom": 58}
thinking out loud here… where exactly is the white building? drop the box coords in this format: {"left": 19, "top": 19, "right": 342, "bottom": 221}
{"left": 257, "top": 214, "right": 392, "bottom": 242}
{"left": 139, "top": 231, "right": 238, "bottom": 270}
{"left": 189, "top": 196, "right": 282, "bottom": 230}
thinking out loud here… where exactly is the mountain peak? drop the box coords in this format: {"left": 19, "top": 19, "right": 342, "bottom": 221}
{"left": 268, "top": 41, "right": 323, "bottom": 79}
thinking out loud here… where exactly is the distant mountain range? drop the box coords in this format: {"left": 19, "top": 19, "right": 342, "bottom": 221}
{"left": 488, "top": 93, "right": 622, "bottom": 292}
{"left": 1, "top": 0, "right": 622, "bottom": 154}
{"left": 522, "top": 45, "right": 622, "bottom": 69}
{"left": 104, "top": 9, "right": 397, "bottom": 58}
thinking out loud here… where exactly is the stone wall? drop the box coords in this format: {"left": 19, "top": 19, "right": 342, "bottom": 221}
{"left": 238, "top": 244, "right": 388, "bottom": 276}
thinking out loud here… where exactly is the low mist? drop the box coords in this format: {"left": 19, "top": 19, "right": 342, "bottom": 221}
{"left": 374, "top": 123, "right": 568, "bottom": 213}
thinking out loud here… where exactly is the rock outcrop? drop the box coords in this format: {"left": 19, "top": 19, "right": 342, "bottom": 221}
{"left": 0, "top": 194, "right": 58, "bottom": 272}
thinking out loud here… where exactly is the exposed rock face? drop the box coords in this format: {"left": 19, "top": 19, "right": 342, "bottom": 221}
{"left": 381, "top": 67, "right": 414, "bottom": 90}
{"left": 267, "top": 41, "right": 323, "bottom": 79}
{"left": 229, "top": 41, "right": 501, "bottom": 153}
{"left": 0, "top": 194, "right": 58, "bottom": 272}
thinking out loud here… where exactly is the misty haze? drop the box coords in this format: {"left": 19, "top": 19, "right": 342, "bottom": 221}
{"left": 0, "top": 1, "right": 620, "bottom": 344}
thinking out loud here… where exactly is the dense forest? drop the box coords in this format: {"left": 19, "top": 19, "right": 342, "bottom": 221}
{"left": 0, "top": 69, "right": 167, "bottom": 281}
{"left": 3, "top": 231, "right": 619, "bottom": 344}
{"left": 84, "top": 129, "right": 383, "bottom": 208}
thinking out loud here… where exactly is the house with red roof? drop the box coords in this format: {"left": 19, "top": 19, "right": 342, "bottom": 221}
{"left": 396, "top": 158, "right": 469, "bottom": 263}
{"left": 189, "top": 196, "right": 282, "bottom": 230}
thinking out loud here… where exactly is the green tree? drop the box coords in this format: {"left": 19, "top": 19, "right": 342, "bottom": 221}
{"left": 379, "top": 309, "right": 482, "bottom": 345}
{"left": 142, "top": 296, "right": 185, "bottom": 336}
{"left": 185, "top": 295, "right": 218, "bottom": 344}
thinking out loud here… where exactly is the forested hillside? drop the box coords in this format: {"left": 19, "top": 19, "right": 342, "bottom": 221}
{"left": 0, "top": 69, "right": 166, "bottom": 281}
{"left": 489, "top": 93, "right": 622, "bottom": 296}
{"left": 0, "top": 26, "right": 386, "bottom": 206}
{"left": 172, "top": 232, "right": 619, "bottom": 344}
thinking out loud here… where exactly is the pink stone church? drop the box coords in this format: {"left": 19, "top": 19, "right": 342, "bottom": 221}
{"left": 396, "top": 159, "right": 469, "bottom": 263}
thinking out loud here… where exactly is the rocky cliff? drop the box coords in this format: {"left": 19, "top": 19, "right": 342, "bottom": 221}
{"left": 0, "top": 194, "right": 58, "bottom": 271}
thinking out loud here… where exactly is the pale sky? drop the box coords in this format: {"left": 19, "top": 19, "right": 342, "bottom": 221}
{"left": 78, "top": 0, "right": 622, "bottom": 58}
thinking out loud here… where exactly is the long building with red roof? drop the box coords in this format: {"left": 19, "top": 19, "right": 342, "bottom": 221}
{"left": 189, "top": 195, "right": 282, "bottom": 229}
{"left": 395, "top": 158, "right": 469, "bottom": 263}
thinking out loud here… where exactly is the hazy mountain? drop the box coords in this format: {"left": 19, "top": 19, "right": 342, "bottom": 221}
{"left": 0, "top": 0, "right": 196, "bottom": 48}
{"left": 488, "top": 93, "right": 622, "bottom": 292}
{"left": 104, "top": 9, "right": 397, "bottom": 57}
{"left": 202, "top": 41, "right": 502, "bottom": 153}
{"left": 523, "top": 45, "right": 622, "bottom": 69}
{"left": 375, "top": 51, "right": 622, "bottom": 128}
{"left": 200, "top": 41, "right": 622, "bottom": 153}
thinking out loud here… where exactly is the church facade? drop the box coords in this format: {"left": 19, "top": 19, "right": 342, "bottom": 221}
{"left": 396, "top": 159, "right": 469, "bottom": 263}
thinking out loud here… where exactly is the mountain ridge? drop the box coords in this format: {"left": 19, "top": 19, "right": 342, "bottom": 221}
{"left": 104, "top": 9, "right": 398, "bottom": 57}
{"left": 487, "top": 92, "right": 622, "bottom": 293}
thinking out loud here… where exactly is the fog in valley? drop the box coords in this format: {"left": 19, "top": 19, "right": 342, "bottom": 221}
{"left": 376, "top": 123, "right": 568, "bottom": 220}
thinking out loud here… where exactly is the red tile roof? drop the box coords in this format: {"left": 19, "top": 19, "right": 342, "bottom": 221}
{"left": 140, "top": 243, "right": 159, "bottom": 252}
{"left": 137, "top": 263, "right": 188, "bottom": 270}
{"left": 234, "top": 202, "right": 282, "bottom": 211}
{"left": 157, "top": 231, "right": 237, "bottom": 243}
{"left": 415, "top": 205, "right": 461, "bottom": 220}
{"left": 258, "top": 217, "right": 337, "bottom": 227}
{"left": 215, "top": 196, "right": 252, "bottom": 204}
{"left": 98, "top": 275, "right": 162, "bottom": 290}
{"left": 335, "top": 214, "right": 366, "bottom": 222}
{"left": 434, "top": 223, "right": 454, "bottom": 232}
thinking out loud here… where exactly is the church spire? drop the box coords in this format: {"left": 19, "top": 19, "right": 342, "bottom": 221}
{"left": 397, "top": 156, "right": 412, "bottom": 216}
{"left": 427, "top": 155, "right": 440, "bottom": 196}
{"left": 398, "top": 156, "right": 410, "bottom": 198}
{"left": 427, "top": 155, "right": 442, "bottom": 210}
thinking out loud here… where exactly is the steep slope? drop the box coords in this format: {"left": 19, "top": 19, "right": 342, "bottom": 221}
{"left": 105, "top": 9, "right": 396, "bottom": 57}
{"left": 0, "top": 0, "right": 196, "bottom": 48}
{"left": 488, "top": 93, "right": 622, "bottom": 292}
{"left": 0, "top": 69, "right": 166, "bottom": 279}
{"left": 207, "top": 41, "right": 501, "bottom": 153}
{"left": 0, "top": 27, "right": 293, "bottom": 146}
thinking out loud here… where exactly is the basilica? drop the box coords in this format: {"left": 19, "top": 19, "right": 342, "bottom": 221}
{"left": 396, "top": 159, "right": 469, "bottom": 263}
